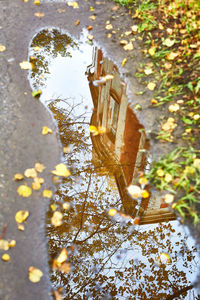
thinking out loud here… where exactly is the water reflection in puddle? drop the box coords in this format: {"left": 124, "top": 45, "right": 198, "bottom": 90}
{"left": 29, "top": 29, "right": 199, "bottom": 299}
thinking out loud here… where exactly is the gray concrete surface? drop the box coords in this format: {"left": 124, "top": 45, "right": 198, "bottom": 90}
{"left": 0, "top": 0, "right": 198, "bottom": 299}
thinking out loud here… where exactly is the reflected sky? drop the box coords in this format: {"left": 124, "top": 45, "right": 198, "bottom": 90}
{"left": 29, "top": 28, "right": 200, "bottom": 299}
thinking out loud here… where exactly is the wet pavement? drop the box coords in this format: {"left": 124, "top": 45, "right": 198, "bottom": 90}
{"left": 0, "top": 1, "right": 199, "bottom": 299}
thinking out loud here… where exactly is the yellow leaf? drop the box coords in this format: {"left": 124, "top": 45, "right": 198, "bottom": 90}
{"left": 164, "top": 173, "right": 173, "bottom": 183}
{"left": 34, "top": 46, "right": 42, "bottom": 51}
{"left": 121, "top": 58, "right": 127, "bottom": 67}
{"left": 63, "top": 202, "right": 70, "bottom": 210}
{"left": 32, "top": 180, "right": 41, "bottom": 190}
{"left": 67, "top": 1, "right": 79, "bottom": 8}
{"left": 166, "top": 52, "right": 179, "bottom": 60}
{"left": 42, "top": 126, "right": 52, "bottom": 135}
{"left": 163, "top": 193, "right": 174, "bottom": 203}
{"left": 43, "top": 190, "right": 53, "bottom": 198}
{"left": 97, "top": 126, "right": 106, "bottom": 134}
{"left": 34, "top": 162, "right": 45, "bottom": 173}
{"left": 105, "top": 24, "right": 113, "bottom": 30}
{"left": 15, "top": 210, "right": 29, "bottom": 223}
{"left": 8, "top": 240, "right": 16, "bottom": 248}
{"left": 144, "top": 67, "right": 153, "bottom": 75}
{"left": 163, "top": 38, "right": 175, "bottom": 47}
{"left": 19, "top": 61, "right": 33, "bottom": 70}
{"left": 168, "top": 103, "right": 180, "bottom": 112}
{"left": 89, "top": 15, "right": 96, "bottom": 21}
{"left": 14, "top": 173, "right": 24, "bottom": 181}
{"left": 138, "top": 177, "right": 148, "bottom": 185}
{"left": 123, "top": 42, "right": 133, "bottom": 51}
{"left": 156, "top": 169, "right": 164, "bottom": 177}
{"left": 34, "top": 0, "right": 40, "bottom": 5}
{"left": 63, "top": 146, "right": 71, "bottom": 154}
{"left": 24, "top": 168, "right": 37, "bottom": 178}
{"left": 2, "top": 253, "right": 10, "bottom": 262}
{"left": 164, "top": 62, "right": 172, "bottom": 70}
{"left": 56, "top": 248, "right": 68, "bottom": 266}
{"left": 87, "top": 34, "right": 94, "bottom": 41}
{"left": 89, "top": 125, "right": 99, "bottom": 136}
{"left": 160, "top": 253, "right": 171, "bottom": 264}
{"left": 51, "top": 211, "right": 63, "bottom": 227}
{"left": 59, "top": 262, "right": 71, "bottom": 273}
{"left": 131, "top": 25, "right": 138, "bottom": 33}
{"left": 0, "top": 44, "right": 6, "bottom": 52}
{"left": 17, "top": 185, "right": 32, "bottom": 197}
{"left": 142, "top": 190, "right": 149, "bottom": 198}
{"left": 148, "top": 47, "right": 156, "bottom": 56}
{"left": 120, "top": 40, "right": 128, "bottom": 46}
{"left": 53, "top": 289, "right": 63, "bottom": 300}
{"left": 158, "top": 23, "right": 164, "bottom": 30}
{"left": 28, "top": 266, "right": 43, "bottom": 283}
{"left": 17, "top": 224, "right": 25, "bottom": 231}
{"left": 34, "top": 12, "right": 45, "bottom": 18}
{"left": 147, "top": 82, "right": 156, "bottom": 91}
{"left": 0, "top": 240, "right": 9, "bottom": 250}
{"left": 108, "top": 208, "right": 117, "bottom": 217}
{"left": 193, "top": 158, "right": 200, "bottom": 170}
{"left": 127, "top": 185, "right": 142, "bottom": 198}
{"left": 50, "top": 204, "right": 57, "bottom": 211}
{"left": 51, "top": 163, "right": 71, "bottom": 177}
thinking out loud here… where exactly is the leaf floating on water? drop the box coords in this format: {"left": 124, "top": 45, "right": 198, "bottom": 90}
{"left": 34, "top": 12, "right": 45, "bottom": 18}
{"left": 87, "top": 34, "right": 94, "bottom": 41}
{"left": 17, "top": 185, "right": 32, "bottom": 197}
{"left": 89, "top": 125, "right": 106, "bottom": 136}
{"left": 28, "top": 266, "right": 43, "bottom": 283}
{"left": 127, "top": 185, "right": 142, "bottom": 199}
{"left": 74, "top": 19, "right": 80, "bottom": 26}
{"left": 89, "top": 15, "right": 96, "bottom": 21}
{"left": 1, "top": 253, "right": 10, "bottom": 262}
{"left": 34, "top": 46, "right": 42, "bottom": 52}
{"left": 63, "top": 202, "right": 70, "bottom": 210}
{"left": 0, "top": 44, "right": 6, "bottom": 52}
{"left": 17, "top": 224, "right": 25, "bottom": 231}
{"left": 42, "top": 126, "right": 53, "bottom": 135}
{"left": 160, "top": 253, "right": 172, "bottom": 265}
{"left": 15, "top": 210, "right": 29, "bottom": 223}
{"left": 51, "top": 211, "right": 63, "bottom": 227}
{"left": 108, "top": 208, "right": 117, "bottom": 217}
{"left": 32, "top": 90, "right": 42, "bottom": 97}
{"left": 53, "top": 288, "right": 63, "bottom": 300}
{"left": 8, "top": 240, "right": 16, "bottom": 248}
{"left": 24, "top": 168, "right": 37, "bottom": 178}
{"left": 34, "top": 0, "right": 40, "bottom": 5}
{"left": 43, "top": 189, "right": 53, "bottom": 198}
{"left": 32, "top": 180, "right": 41, "bottom": 190}
{"left": 35, "top": 162, "right": 45, "bottom": 173}
{"left": 19, "top": 61, "right": 33, "bottom": 70}
{"left": 51, "top": 163, "right": 71, "bottom": 177}
{"left": 56, "top": 248, "right": 68, "bottom": 266}
{"left": 14, "top": 173, "right": 24, "bottom": 181}
{"left": 50, "top": 204, "right": 57, "bottom": 211}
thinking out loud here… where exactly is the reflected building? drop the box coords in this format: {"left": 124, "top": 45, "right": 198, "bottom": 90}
{"left": 87, "top": 48, "right": 176, "bottom": 225}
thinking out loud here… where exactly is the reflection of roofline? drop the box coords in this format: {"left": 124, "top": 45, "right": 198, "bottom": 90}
{"left": 140, "top": 208, "right": 176, "bottom": 225}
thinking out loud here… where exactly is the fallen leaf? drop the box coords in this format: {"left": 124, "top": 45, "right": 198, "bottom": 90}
{"left": 123, "top": 42, "right": 133, "bottom": 51}
{"left": 59, "top": 262, "right": 71, "bottom": 273}
{"left": 17, "top": 185, "right": 32, "bottom": 197}
{"left": 163, "top": 38, "right": 175, "bottom": 47}
{"left": 32, "top": 181, "right": 41, "bottom": 190}
{"left": 17, "top": 224, "right": 25, "bottom": 231}
{"left": 144, "top": 67, "right": 153, "bottom": 75}
{"left": 0, "top": 240, "right": 9, "bottom": 250}
{"left": 156, "top": 169, "right": 164, "bottom": 177}
{"left": 63, "top": 202, "right": 70, "bottom": 210}
{"left": 88, "top": 26, "right": 93, "bottom": 31}
{"left": 34, "top": 0, "right": 40, "bottom": 5}
{"left": 24, "top": 168, "right": 37, "bottom": 178}
{"left": 134, "top": 217, "right": 140, "bottom": 225}
{"left": 42, "top": 126, "right": 53, "bottom": 135}
{"left": 158, "top": 23, "right": 164, "bottom": 30}
{"left": 161, "top": 117, "right": 177, "bottom": 132}
{"left": 147, "top": 82, "right": 156, "bottom": 91}
{"left": 138, "top": 177, "right": 148, "bottom": 185}
{"left": 32, "top": 90, "right": 42, "bottom": 97}
{"left": 193, "top": 158, "right": 200, "bottom": 170}
{"left": 0, "top": 44, "right": 6, "bottom": 52}
{"left": 108, "top": 208, "right": 117, "bottom": 217}
{"left": 127, "top": 185, "right": 142, "bottom": 198}
{"left": 105, "top": 24, "right": 113, "bottom": 30}
{"left": 15, "top": 210, "right": 29, "bottom": 223}
{"left": 164, "top": 173, "right": 173, "bottom": 182}
{"left": 2, "top": 253, "right": 10, "bottom": 262}
{"left": 121, "top": 58, "right": 127, "bottom": 67}
{"left": 51, "top": 211, "right": 63, "bottom": 227}
{"left": 89, "top": 6, "right": 95, "bottom": 11}
{"left": 14, "top": 173, "right": 24, "bottom": 181}
{"left": 34, "top": 12, "right": 45, "bottom": 18}
{"left": 163, "top": 193, "right": 174, "bottom": 203}
{"left": 50, "top": 204, "right": 57, "bottom": 211}
{"left": 87, "top": 34, "right": 94, "bottom": 41}
{"left": 166, "top": 52, "right": 179, "bottom": 60}
{"left": 131, "top": 25, "right": 138, "bottom": 33}
{"left": 55, "top": 248, "right": 68, "bottom": 266}
{"left": 34, "top": 46, "right": 42, "bottom": 51}
{"left": 19, "top": 61, "right": 33, "bottom": 70}
{"left": 159, "top": 253, "right": 171, "bottom": 264}
{"left": 28, "top": 266, "right": 43, "bottom": 283}
{"left": 164, "top": 62, "right": 172, "bottom": 70}
{"left": 89, "top": 15, "right": 96, "bottom": 21}
{"left": 107, "top": 33, "right": 112, "bottom": 38}
{"left": 43, "top": 189, "right": 53, "bottom": 198}
{"left": 120, "top": 40, "right": 128, "bottom": 46}
{"left": 35, "top": 162, "right": 45, "bottom": 173}
{"left": 74, "top": 19, "right": 80, "bottom": 26}
{"left": 142, "top": 190, "right": 149, "bottom": 198}
{"left": 63, "top": 146, "right": 71, "bottom": 154}
{"left": 53, "top": 289, "right": 63, "bottom": 300}
{"left": 112, "top": 5, "right": 119, "bottom": 11}
{"left": 168, "top": 103, "right": 180, "bottom": 112}
{"left": 148, "top": 47, "right": 156, "bottom": 56}
{"left": 57, "top": 9, "right": 66, "bottom": 13}
{"left": 8, "top": 240, "right": 16, "bottom": 248}
{"left": 67, "top": 1, "right": 79, "bottom": 8}
{"left": 151, "top": 99, "right": 158, "bottom": 105}
{"left": 51, "top": 163, "right": 71, "bottom": 177}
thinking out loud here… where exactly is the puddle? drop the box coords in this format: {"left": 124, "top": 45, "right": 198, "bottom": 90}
{"left": 29, "top": 28, "right": 200, "bottom": 299}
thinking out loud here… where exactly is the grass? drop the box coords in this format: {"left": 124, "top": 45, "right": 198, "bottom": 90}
{"left": 113, "top": 0, "right": 200, "bottom": 224}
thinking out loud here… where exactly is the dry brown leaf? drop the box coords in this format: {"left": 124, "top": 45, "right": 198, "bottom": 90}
{"left": 74, "top": 19, "right": 80, "bottom": 26}
{"left": 24, "top": 168, "right": 37, "bottom": 178}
